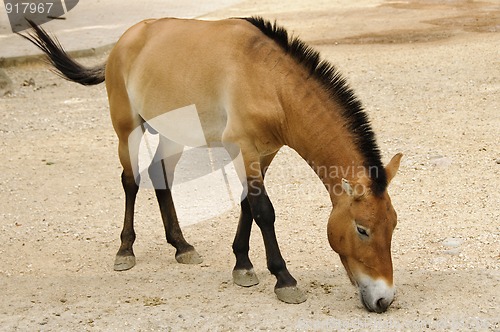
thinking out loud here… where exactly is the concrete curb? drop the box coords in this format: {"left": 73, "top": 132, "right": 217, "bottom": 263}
{"left": 0, "top": 42, "right": 115, "bottom": 68}
{"left": 0, "top": 0, "right": 245, "bottom": 68}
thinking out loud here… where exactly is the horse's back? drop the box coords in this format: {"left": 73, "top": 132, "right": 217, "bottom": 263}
{"left": 106, "top": 18, "right": 290, "bottom": 152}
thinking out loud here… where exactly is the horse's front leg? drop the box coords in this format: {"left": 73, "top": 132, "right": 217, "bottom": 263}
{"left": 247, "top": 177, "right": 307, "bottom": 304}
{"left": 232, "top": 152, "right": 277, "bottom": 287}
{"left": 232, "top": 196, "right": 259, "bottom": 286}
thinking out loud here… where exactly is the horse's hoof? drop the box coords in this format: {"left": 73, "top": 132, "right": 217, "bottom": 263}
{"left": 232, "top": 268, "right": 259, "bottom": 287}
{"left": 275, "top": 286, "right": 307, "bottom": 304}
{"left": 114, "top": 255, "right": 136, "bottom": 271}
{"left": 175, "top": 249, "right": 203, "bottom": 264}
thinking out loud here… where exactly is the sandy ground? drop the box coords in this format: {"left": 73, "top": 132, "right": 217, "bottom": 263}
{"left": 1, "top": 0, "right": 499, "bottom": 330}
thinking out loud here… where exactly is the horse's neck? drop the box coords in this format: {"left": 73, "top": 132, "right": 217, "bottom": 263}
{"left": 282, "top": 84, "right": 367, "bottom": 200}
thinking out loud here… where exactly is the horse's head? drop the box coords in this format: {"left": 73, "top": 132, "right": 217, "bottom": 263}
{"left": 327, "top": 153, "right": 402, "bottom": 313}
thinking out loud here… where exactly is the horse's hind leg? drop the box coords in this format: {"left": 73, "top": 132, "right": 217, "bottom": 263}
{"left": 148, "top": 137, "right": 202, "bottom": 264}
{"left": 114, "top": 141, "right": 141, "bottom": 271}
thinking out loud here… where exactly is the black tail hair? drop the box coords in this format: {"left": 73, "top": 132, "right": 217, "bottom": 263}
{"left": 18, "top": 19, "right": 105, "bottom": 86}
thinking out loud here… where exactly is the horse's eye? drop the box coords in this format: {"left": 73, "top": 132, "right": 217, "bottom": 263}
{"left": 356, "top": 226, "right": 369, "bottom": 237}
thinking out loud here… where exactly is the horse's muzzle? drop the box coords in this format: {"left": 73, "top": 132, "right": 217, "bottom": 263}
{"left": 358, "top": 276, "right": 395, "bottom": 313}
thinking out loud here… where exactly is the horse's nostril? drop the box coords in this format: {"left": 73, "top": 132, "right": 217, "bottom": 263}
{"left": 376, "top": 297, "right": 391, "bottom": 312}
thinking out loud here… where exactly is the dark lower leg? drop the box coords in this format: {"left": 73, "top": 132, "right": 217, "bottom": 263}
{"left": 150, "top": 159, "right": 201, "bottom": 264}
{"left": 249, "top": 189, "right": 306, "bottom": 303}
{"left": 232, "top": 154, "right": 277, "bottom": 286}
{"left": 155, "top": 188, "right": 196, "bottom": 256}
{"left": 232, "top": 197, "right": 259, "bottom": 286}
{"left": 114, "top": 172, "right": 139, "bottom": 271}
{"left": 232, "top": 197, "right": 254, "bottom": 271}
{"left": 250, "top": 193, "right": 297, "bottom": 288}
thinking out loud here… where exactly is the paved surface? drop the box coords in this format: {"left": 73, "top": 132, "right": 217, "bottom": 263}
{"left": 0, "top": 0, "right": 242, "bottom": 65}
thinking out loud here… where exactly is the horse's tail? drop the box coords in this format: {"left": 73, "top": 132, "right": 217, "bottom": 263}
{"left": 18, "top": 19, "right": 105, "bottom": 86}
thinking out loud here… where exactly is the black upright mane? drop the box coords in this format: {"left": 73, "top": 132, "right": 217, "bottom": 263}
{"left": 242, "top": 16, "right": 387, "bottom": 196}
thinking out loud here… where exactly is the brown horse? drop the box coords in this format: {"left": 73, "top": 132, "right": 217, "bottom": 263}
{"left": 21, "top": 16, "right": 402, "bottom": 312}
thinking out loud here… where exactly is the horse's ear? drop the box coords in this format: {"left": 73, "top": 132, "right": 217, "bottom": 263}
{"left": 341, "top": 178, "right": 366, "bottom": 200}
{"left": 342, "top": 178, "right": 354, "bottom": 196}
{"left": 385, "top": 153, "right": 403, "bottom": 184}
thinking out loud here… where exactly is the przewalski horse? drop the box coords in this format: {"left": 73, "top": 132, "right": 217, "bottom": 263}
{"left": 21, "top": 16, "right": 402, "bottom": 312}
